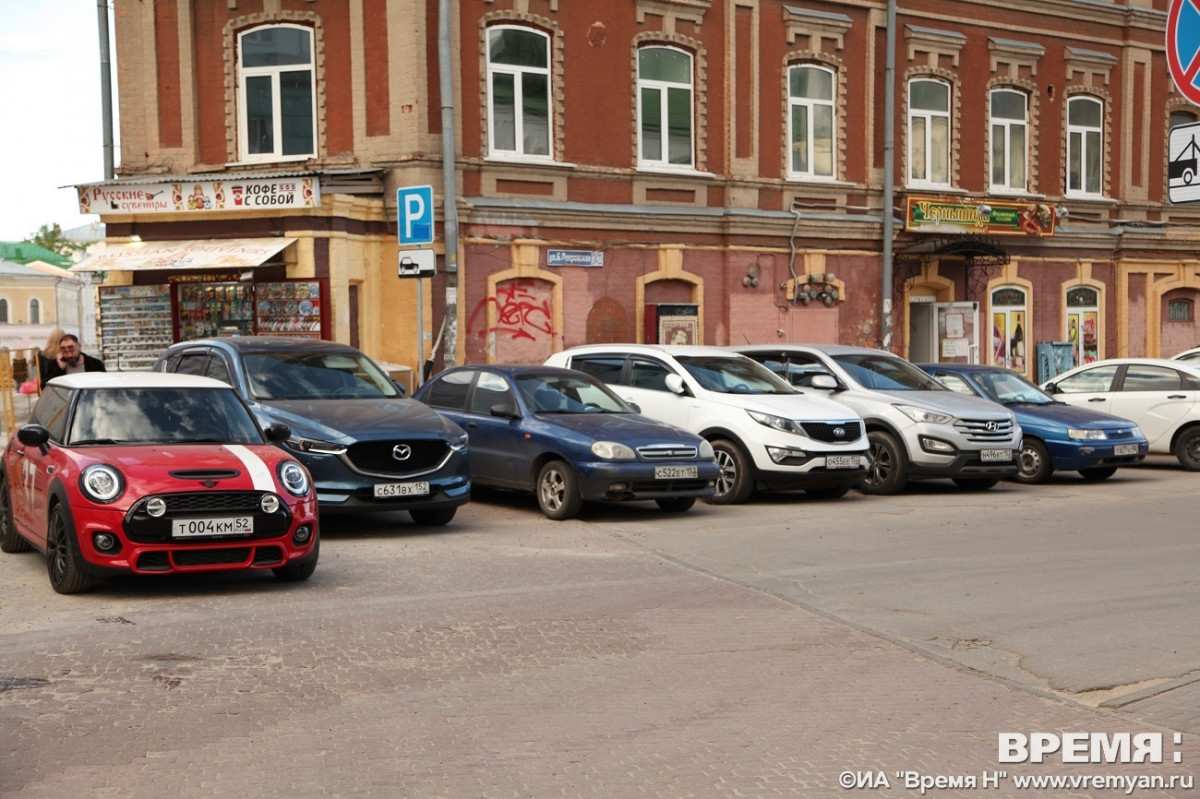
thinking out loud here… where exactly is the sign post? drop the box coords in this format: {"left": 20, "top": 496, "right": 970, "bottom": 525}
{"left": 397, "top": 186, "right": 436, "bottom": 383}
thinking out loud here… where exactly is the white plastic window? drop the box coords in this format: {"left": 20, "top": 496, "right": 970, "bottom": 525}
{"left": 487, "top": 26, "right": 551, "bottom": 159}
{"left": 237, "top": 25, "right": 316, "bottom": 162}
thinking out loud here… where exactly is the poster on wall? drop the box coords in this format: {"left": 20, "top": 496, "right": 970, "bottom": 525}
{"left": 993, "top": 313, "right": 1008, "bottom": 367}
{"left": 659, "top": 316, "right": 699, "bottom": 345}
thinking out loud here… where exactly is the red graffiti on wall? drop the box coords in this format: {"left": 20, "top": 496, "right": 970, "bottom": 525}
{"left": 468, "top": 279, "right": 554, "bottom": 342}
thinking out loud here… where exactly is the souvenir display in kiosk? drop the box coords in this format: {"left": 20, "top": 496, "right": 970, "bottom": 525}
{"left": 178, "top": 282, "right": 255, "bottom": 339}
{"left": 255, "top": 281, "right": 322, "bottom": 337}
{"left": 98, "top": 285, "right": 174, "bottom": 371}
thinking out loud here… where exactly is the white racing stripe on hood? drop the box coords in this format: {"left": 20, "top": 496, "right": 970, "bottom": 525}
{"left": 224, "top": 445, "right": 276, "bottom": 491}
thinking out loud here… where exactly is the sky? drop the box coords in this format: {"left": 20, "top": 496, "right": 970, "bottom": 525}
{"left": 0, "top": 1, "right": 114, "bottom": 242}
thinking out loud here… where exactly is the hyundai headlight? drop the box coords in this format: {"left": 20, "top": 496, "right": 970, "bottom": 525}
{"left": 286, "top": 435, "right": 347, "bottom": 455}
{"left": 1068, "top": 428, "right": 1108, "bottom": 440}
{"left": 895, "top": 404, "right": 955, "bottom": 425}
{"left": 591, "top": 441, "right": 637, "bottom": 460}
{"left": 79, "top": 464, "right": 125, "bottom": 503}
{"left": 278, "top": 460, "right": 311, "bottom": 497}
{"left": 747, "top": 410, "right": 803, "bottom": 435}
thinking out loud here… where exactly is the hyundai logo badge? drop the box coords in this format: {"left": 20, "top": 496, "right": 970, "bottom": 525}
{"left": 984, "top": 421, "right": 999, "bottom": 432}
{"left": 833, "top": 427, "right": 845, "bottom": 438}
{"left": 392, "top": 444, "right": 412, "bottom": 461}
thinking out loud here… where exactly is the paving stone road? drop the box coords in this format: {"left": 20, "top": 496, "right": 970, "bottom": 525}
{"left": 1, "top": 492, "right": 1196, "bottom": 798}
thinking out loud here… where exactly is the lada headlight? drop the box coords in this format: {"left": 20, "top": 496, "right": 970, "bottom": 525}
{"left": 747, "top": 410, "right": 803, "bottom": 435}
{"left": 1068, "top": 429, "right": 1108, "bottom": 440}
{"left": 895, "top": 405, "right": 955, "bottom": 425}
{"left": 278, "top": 460, "right": 311, "bottom": 497}
{"left": 591, "top": 441, "right": 636, "bottom": 460}
{"left": 79, "top": 464, "right": 124, "bottom": 503}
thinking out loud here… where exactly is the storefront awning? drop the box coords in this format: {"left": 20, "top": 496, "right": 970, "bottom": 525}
{"left": 70, "top": 237, "right": 296, "bottom": 273}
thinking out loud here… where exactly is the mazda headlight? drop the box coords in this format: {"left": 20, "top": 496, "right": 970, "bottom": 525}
{"left": 1068, "top": 428, "right": 1108, "bottom": 440}
{"left": 79, "top": 464, "right": 125, "bottom": 503}
{"left": 278, "top": 460, "right": 311, "bottom": 497}
{"left": 449, "top": 433, "right": 469, "bottom": 452}
{"left": 747, "top": 410, "right": 803, "bottom": 435}
{"left": 895, "top": 405, "right": 955, "bottom": 425}
{"left": 592, "top": 441, "right": 637, "bottom": 460}
{"left": 286, "top": 435, "right": 347, "bottom": 455}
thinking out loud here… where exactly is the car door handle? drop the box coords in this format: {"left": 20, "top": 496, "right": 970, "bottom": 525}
{"left": 1088, "top": 398, "right": 1106, "bottom": 402}
{"left": 1168, "top": 394, "right": 1186, "bottom": 399}
{"left": 465, "top": 422, "right": 478, "bottom": 429}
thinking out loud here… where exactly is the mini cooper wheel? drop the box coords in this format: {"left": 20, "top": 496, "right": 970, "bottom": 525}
{"left": 655, "top": 496, "right": 696, "bottom": 513}
{"left": 1014, "top": 439, "right": 1053, "bottom": 484}
{"left": 46, "top": 504, "right": 94, "bottom": 595}
{"left": 1078, "top": 466, "right": 1117, "bottom": 481}
{"left": 273, "top": 541, "right": 319, "bottom": 582}
{"left": 409, "top": 507, "right": 457, "bottom": 526}
{"left": 707, "top": 440, "right": 754, "bottom": 505}
{"left": 0, "top": 476, "right": 30, "bottom": 553}
{"left": 860, "top": 431, "right": 908, "bottom": 495}
{"left": 537, "top": 460, "right": 583, "bottom": 520}
{"left": 1174, "top": 427, "right": 1200, "bottom": 471}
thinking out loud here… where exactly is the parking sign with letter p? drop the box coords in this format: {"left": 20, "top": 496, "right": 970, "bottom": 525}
{"left": 397, "top": 185, "right": 435, "bottom": 245}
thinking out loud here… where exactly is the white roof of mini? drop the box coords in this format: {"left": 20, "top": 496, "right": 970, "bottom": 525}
{"left": 45, "top": 371, "right": 231, "bottom": 390}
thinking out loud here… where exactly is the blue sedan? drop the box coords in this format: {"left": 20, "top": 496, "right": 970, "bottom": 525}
{"left": 414, "top": 365, "right": 719, "bottom": 519}
{"left": 918, "top": 364, "right": 1148, "bottom": 483}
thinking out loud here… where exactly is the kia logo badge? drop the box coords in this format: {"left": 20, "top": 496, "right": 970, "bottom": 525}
{"left": 392, "top": 444, "right": 412, "bottom": 461}
{"left": 833, "top": 427, "right": 845, "bottom": 438}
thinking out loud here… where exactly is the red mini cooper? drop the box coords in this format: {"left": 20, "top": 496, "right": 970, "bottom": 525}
{"left": 0, "top": 372, "right": 319, "bottom": 593}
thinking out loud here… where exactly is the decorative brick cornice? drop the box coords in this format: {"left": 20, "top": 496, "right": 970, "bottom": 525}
{"left": 1065, "top": 47, "right": 1118, "bottom": 88}
{"left": 905, "top": 24, "right": 966, "bottom": 69}
{"left": 636, "top": 0, "right": 710, "bottom": 32}
{"left": 782, "top": 5, "right": 852, "bottom": 52}
{"left": 988, "top": 37, "right": 1043, "bottom": 78}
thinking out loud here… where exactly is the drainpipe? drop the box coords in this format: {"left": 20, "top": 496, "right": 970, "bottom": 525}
{"left": 881, "top": 0, "right": 897, "bottom": 350}
{"left": 97, "top": 0, "right": 114, "bottom": 180}
{"left": 437, "top": 0, "right": 459, "bottom": 371}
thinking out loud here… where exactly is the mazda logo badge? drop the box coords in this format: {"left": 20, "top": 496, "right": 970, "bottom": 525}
{"left": 833, "top": 427, "right": 845, "bottom": 438}
{"left": 392, "top": 444, "right": 412, "bottom": 461}
{"left": 984, "top": 421, "right": 999, "bottom": 432}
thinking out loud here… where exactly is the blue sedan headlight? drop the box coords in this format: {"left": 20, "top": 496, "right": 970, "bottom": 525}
{"left": 1068, "top": 429, "right": 1108, "bottom": 440}
{"left": 79, "top": 464, "right": 125, "bottom": 503}
{"left": 591, "top": 441, "right": 637, "bottom": 460}
{"left": 699, "top": 440, "right": 715, "bottom": 459}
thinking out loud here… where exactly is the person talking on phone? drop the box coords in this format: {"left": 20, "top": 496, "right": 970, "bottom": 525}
{"left": 40, "top": 333, "right": 106, "bottom": 387}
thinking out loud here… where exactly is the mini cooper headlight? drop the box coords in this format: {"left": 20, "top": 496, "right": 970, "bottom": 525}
{"left": 79, "top": 464, "right": 124, "bottom": 503}
{"left": 591, "top": 441, "right": 637, "bottom": 460}
{"left": 278, "top": 460, "right": 311, "bottom": 497}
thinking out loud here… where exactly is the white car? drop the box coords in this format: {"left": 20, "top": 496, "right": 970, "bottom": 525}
{"left": 1041, "top": 358, "right": 1200, "bottom": 469}
{"left": 545, "top": 345, "right": 868, "bottom": 503}
{"left": 1171, "top": 347, "right": 1200, "bottom": 364}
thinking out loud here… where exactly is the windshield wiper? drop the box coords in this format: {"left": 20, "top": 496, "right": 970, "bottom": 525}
{"left": 70, "top": 438, "right": 124, "bottom": 446}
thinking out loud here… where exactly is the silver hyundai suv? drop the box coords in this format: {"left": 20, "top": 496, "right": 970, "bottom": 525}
{"left": 735, "top": 345, "right": 1020, "bottom": 494}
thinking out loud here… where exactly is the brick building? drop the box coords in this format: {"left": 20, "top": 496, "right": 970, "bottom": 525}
{"left": 78, "top": 0, "right": 1200, "bottom": 380}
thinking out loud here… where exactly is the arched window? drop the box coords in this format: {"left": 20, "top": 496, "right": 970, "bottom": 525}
{"left": 486, "top": 26, "right": 551, "bottom": 159}
{"left": 1066, "top": 286, "right": 1100, "bottom": 366}
{"left": 637, "top": 46, "right": 694, "bottom": 168}
{"left": 990, "top": 89, "right": 1028, "bottom": 192}
{"left": 991, "top": 286, "right": 1028, "bottom": 374}
{"left": 1067, "top": 95, "right": 1103, "bottom": 196}
{"left": 908, "top": 78, "right": 950, "bottom": 186}
{"left": 238, "top": 24, "right": 316, "bottom": 161}
{"left": 28, "top": 298, "right": 40, "bottom": 325}
{"left": 787, "top": 64, "right": 835, "bottom": 180}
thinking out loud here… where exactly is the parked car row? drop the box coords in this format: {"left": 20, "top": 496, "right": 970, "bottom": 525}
{"left": 3, "top": 335, "right": 1194, "bottom": 595}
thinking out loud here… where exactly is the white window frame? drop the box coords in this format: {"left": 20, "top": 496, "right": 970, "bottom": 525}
{"left": 908, "top": 78, "right": 951, "bottom": 188}
{"left": 27, "top": 298, "right": 40, "bottom": 325}
{"left": 1067, "top": 95, "right": 1104, "bottom": 197}
{"left": 486, "top": 25, "right": 553, "bottom": 162}
{"left": 237, "top": 24, "right": 317, "bottom": 163}
{"left": 787, "top": 64, "right": 836, "bottom": 181}
{"left": 637, "top": 45, "right": 695, "bottom": 170}
{"left": 989, "top": 88, "right": 1028, "bottom": 193}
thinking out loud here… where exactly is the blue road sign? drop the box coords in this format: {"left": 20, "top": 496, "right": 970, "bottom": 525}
{"left": 1168, "top": 0, "right": 1200, "bottom": 106}
{"left": 397, "top": 185, "right": 434, "bottom": 245}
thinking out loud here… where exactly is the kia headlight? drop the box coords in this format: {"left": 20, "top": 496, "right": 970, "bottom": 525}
{"left": 591, "top": 441, "right": 637, "bottom": 460}
{"left": 747, "top": 410, "right": 803, "bottom": 435}
{"left": 895, "top": 405, "right": 955, "bottom": 425}
{"left": 278, "top": 460, "right": 311, "bottom": 497}
{"left": 1068, "top": 428, "right": 1108, "bottom": 440}
{"left": 286, "top": 435, "right": 347, "bottom": 455}
{"left": 79, "top": 464, "right": 125, "bottom": 503}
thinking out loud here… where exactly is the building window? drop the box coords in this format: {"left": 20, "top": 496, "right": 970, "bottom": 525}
{"left": 1066, "top": 286, "right": 1100, "bottom": 366}
{"left": 991, "top": 286, "right": 1028, "bottom": 374}
{"left": 0, "top": 299, "right": 8, "bottom": 323}
{"left": 908, "top": 78, "right": 950, "bottom": 186}
{"left": 638, "top": 46, "right": 694, "bottom": 169}
{"left": 1171, "top": 109, "right": 1198, "bottom": 131}
{"left": 787, "top": 64, "right": 835, "bottom": 180}
{"left": 237, "top": 25, "right": 316, "bottom": 162}
{"left": 1067, "top": 95, "right": 1103, "bottom": 196}
{"left": 487, "top": 26, "right": 551, "bottom": 159}
{"left": 1169, "top": 299, "right": 1193, "bottom": 323}
{"left": 990, "top": 89, "right": 1027, "bottom": 192}
{"left": 28, "top": 298, "right": 40, "bottom": 325}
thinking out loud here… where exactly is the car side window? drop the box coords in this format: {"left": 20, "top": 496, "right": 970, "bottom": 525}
{"left": 1120, "top": 365, "right": 1183, "bottom": 392}
{"left": 1055, "top": 364, "right": 1119, "bottom": 393}
{"left": 424, "top": 370, "right": 474, "bottom": 411}
{"left": 934, "top": 373, "right": 976, "bottom": 395}
{"left": 782, "top": 354, "right": 830, "bottom": 387}
{"left": 205, "top": 355, "right": 233, "bottom": 385}
{"left": 177, "top": 351, "right": 211, "bottom": 376}
{"left": 160, "top": 352, "right": 183, "bottom": 373}
{"left": 470, "top": 371, "right": 515, "bottom": 414}
{"left": 31, "top": 386, "right": 71, "bottom": 442}
{"left": 629, "top": 358, "right": 673, "bottom": 391}
{"left": 571, "top": 356, "right": 625, "bottom": 385}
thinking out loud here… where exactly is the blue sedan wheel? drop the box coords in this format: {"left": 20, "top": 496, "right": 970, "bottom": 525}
{"left": 537, "top": 460, "right": 583, "bottom": 520}
{"left": 1015, "top": 439, "right": 1053, "bottom": 484}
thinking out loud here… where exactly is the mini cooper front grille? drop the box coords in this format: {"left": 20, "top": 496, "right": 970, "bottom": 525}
{"left": 954, "top": 418, "right": 1016, "bottom": 441}
{"left": 344, "top": 440, "right": 451, "bottom": 476}
{"left": 132, "top": 546, "right": 285, "bottom": 572}
{"left": 169, "top": 469, "right": 241, "bottom": 480}
{"left": 800, "top": 421, "right": 863, "bottom": 443}
{"left": 123, "top": 492, "right": 291, "bottom": 544}
{"left": 636, "top": 444, "right": 699, "bottom": 460}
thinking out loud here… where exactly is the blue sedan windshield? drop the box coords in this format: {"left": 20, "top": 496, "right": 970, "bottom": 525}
{"left": 516, "top": 374, "right": 631, "bottom": 414}
{"left": 973, "top": 371, "right": 1055, "bottom": 405}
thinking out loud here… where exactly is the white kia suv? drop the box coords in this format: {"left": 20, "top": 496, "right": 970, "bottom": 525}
{"left": 545, "top": 345, "right": 868, "bottom": 503}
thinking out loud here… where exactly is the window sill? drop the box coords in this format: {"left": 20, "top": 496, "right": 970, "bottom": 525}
{"left": 635, "top": 165, "right": 716, "bottom": 178}
{"left": 484, "top": 155, "right": 577, "bottom": 168}
{"left": 226, "top": 155, "right": 315, "bottom": 168}
{"left": 786, "top": 176, "right": 856, "bottom": 187}
{"left": 1064, "top": 193, "right": 1117, "bottom": 204}
{"left": 904, "top": 183, "right": 965, "bottom": 194}
{"left": 988, "top": 188, "right": 1046, "bottom": 200}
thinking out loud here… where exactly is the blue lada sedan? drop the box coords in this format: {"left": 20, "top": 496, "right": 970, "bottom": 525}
{"left": 919, "top": 363, "right": 1148, "bottom": 484}
{"left": 156, "top": 338, "right": 469, "bottom": 525}
{"left": 415, "top": 365, "right": 719, "bottom": 519}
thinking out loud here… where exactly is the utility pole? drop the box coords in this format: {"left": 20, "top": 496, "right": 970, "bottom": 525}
{"left": 97, "top": 0, "right": 114, "bottom": 180}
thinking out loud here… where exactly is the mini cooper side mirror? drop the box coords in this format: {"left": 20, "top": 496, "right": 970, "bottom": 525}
{"left": 264, "top": 422, "right": 292, "bottom": 443}
{"left": 17, "top": 425, "right": 50, "bottom": 453}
